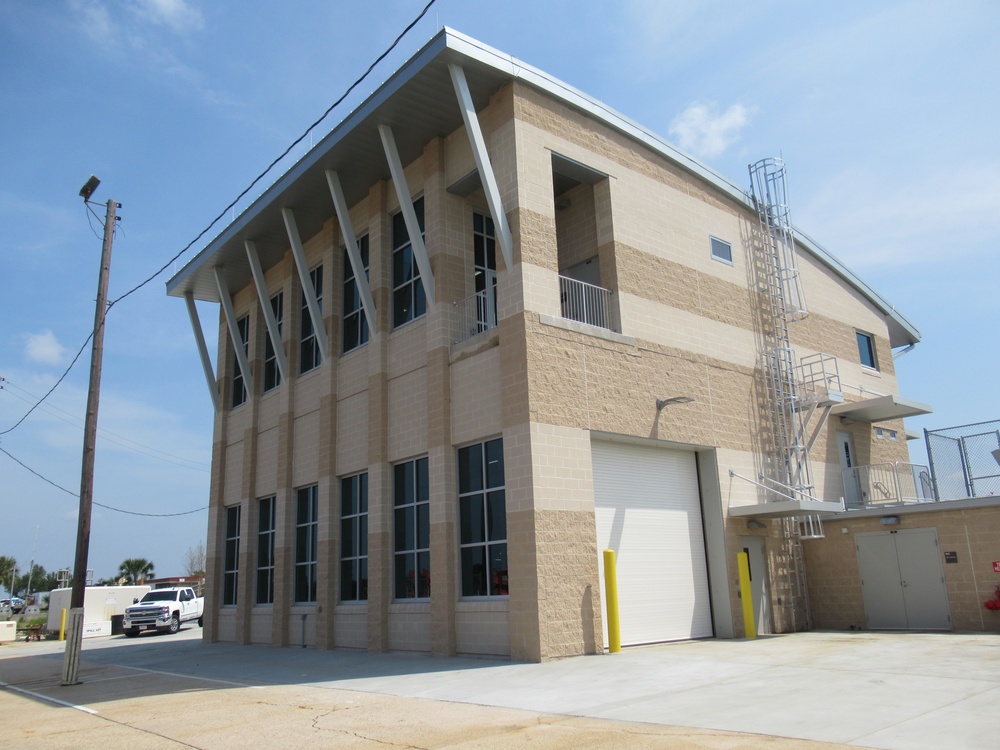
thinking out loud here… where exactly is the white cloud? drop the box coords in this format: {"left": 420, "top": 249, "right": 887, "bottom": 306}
{"left": 131, "top": 0, "right": 204, "bottom": 34}
{"left": 24, "top": 330, "right": 67, "bottom": 365}
{"left": 669, "top": 101, "right": 753, "bottom": 159}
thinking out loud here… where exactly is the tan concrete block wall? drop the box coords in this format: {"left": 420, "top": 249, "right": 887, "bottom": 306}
{"left": 223, "top": 441, "right": 244, "bottom": 506}
{"left": 335, "top": 391, "right": 368, "bottom": 475}
{"left": 333, "top": 605, "right": 367, "bottom": 649}
{"left": 388, "top": 606, "right": 432, "bottom": 652}
{"left": 805, "top": 504, "right": 1000, "bottom": 633}
{"left": 387, "top": 367, "right": 427, "bottom": 461}
{"left": 450, "top": 346, "right": 503, "bottom": 446}
{"left": 555, "top": 183, "right": 598, "bottom": 270}
{"left": 291, "top": 410, "right": 319, "bottom": 488}
{"left": 250, "top": 612, "right": 273, "bottom": 645}
{"left": 254, "top": 426, "right": 278, "bottom": 496}
{"left": 455, "top": 601, "right": 510, "bottom": 656}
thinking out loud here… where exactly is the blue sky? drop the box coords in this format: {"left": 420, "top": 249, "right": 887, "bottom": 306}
{"left": 1, "top": 0, "right": 997, "bottom": 585}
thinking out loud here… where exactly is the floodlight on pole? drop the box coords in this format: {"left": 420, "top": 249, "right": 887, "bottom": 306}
{"left": 62, "top": 177, "right": 117, "bottom": 686}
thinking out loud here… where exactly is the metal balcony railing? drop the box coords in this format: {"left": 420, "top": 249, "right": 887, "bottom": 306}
{"left": 843, "top": 462, "right": 935, "bottom": 508}
{"left": 451, "top": 288, "right": 497, "bottom": 344}
{"left": 559, "top": 275, "right": 612, "bottom": 330}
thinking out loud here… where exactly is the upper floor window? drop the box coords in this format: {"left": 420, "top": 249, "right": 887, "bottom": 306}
{"left": 300, "top": 266, "right": 323, "bottom": 374}
{"left": 343, "top": 235, "right": 370, "bottom": 353}
{"left": 856, "top": 331, "right": 878, "bottom": 370}
{"left": 710, "top": 236, "right": 733, "bottom": 264}
{"left": 256, "top": 496, "right": 276, "bottom": 605}
{"left": 263, "top": 292, "right": 283, "bottom": 392}
{"left": 393, "top": 457, "right": 429, "bottom": 599}
{"left": 473, "top": 212, "right": 498, "bottom": 332}
{"left": 231, "top": 315, "right": 249, "bottom": 408}
{"left": 458, "top": 438, "right": 507, "bottom": 597}
{"left": 340, "top": 473, "right": 368, "bottom": 602}
{"left": 295, "top": 485, "right": 318, "bottom": 603}
{"left": 223, "top": 505, "right": 241, "bottom": 606}
{"left": 392, "top": 197, "right": 426, "bottom": 328}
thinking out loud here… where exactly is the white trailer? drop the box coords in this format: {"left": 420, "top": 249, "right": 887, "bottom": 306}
{"left": 46, "top": 585, "right": 151, "bottom": 637}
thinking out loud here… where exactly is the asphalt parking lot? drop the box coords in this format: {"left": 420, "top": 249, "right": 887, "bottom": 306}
{"left": 1, "top": 627, "right": 998, "bottom": 749}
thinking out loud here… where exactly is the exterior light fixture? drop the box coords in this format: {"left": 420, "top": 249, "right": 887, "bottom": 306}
{"left": 656, "top": 396, "right": 695, "bottom": 410}
{"left": 79, "top": 175, "right": 100, "bottom": 201}
{"left": 746, "top": 519, "right": 766, "bottom": 530}
{"left": 879, "top": 516, "right": 900, "bottom": 526}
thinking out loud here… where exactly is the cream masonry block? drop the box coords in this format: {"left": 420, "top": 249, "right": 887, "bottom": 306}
{"left": 337, "top": 348, "right": 369, "bottom": 398}
{"left": 257, "top": 393, "right": 281, "bottom": 431}
{"left": 223, "top": 441, "right": 244, "bottom": 506}
{"left": 388, "top": 368, "right": 427, "bottom": 461}
{"left": 619, "top": 293, "right": 759, "bottom": 369}
{"left": 388, "top": 320, "right": 427, "bottom": 376}
{"left": 451, "top": 347, "right": 503, "bottom": 446}
{"left": 521, "top": 263, "right": 562, "bottom": 318}
{"left": 503, "top": 421, "right": 534, "bottom": 513}
{"left": 333, "top": 606, "right": 368, "bottom": 649}
{"left": 294, "top": 371, "right": 323, "bottom": 416}
{"left": 838, "top": 360, "right": 898, "bottom": 399}
{"left": 292, "top": 410, "right": 320, "bottom": 487}
{"left": 529, "top": 423, "right": 595, "bottom": 513}
{"left": 255, "top": 427, "right": 279, "bottom": 497}
{"left": 796, "top": 254, "right": 889, "bottom": 332}
{"left": 336, "top": 391, "right": 368, "bottom": 476}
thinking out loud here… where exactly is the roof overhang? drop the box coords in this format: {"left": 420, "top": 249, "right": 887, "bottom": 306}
{"left": 831, "top": 395, "right": 933, "bottom": 424}
{"left": 165, "top": 27, "right": 921, "bottom": 349}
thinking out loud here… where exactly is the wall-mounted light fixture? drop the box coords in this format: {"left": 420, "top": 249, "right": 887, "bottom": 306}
{"left": 746, "top": 519, "right": 766, "bottom": 530}
{"left": 656, "top": 396, "right": 694, "bottom": 410}
{"left": 879, "top": 515, "right": 900, "bottom": 526}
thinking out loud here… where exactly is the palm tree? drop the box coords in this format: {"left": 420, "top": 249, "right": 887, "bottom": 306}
{"left": 0, "top": 556, "right": 15, "bottom": 595}
{"left": 118, "top": 558, "right": 155, "bottom": 585}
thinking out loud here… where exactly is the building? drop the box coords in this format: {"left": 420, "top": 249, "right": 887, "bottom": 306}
{"left": 166, "top": 28, "right": 943, "bottom": 661}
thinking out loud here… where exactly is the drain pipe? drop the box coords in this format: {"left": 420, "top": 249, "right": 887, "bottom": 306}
{"left": 301, "top": 613, "right": 307, "bottom": 648}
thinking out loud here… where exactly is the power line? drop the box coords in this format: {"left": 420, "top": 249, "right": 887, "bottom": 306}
{"left": 0, "top": 445, "right": 207, "bottom": 518}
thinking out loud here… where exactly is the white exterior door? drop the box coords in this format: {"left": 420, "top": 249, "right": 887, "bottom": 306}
{"left": 856, "top": 528, "right": 951, "bottom": 630}
{"left": 592, "top": 440, "right": 713, "bottom": 647}
{"left": 837, "top": 431, "right": 861, "bottom": 507}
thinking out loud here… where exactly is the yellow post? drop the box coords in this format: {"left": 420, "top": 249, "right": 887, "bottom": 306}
{"left": 737, "top": 551, "right": 757, "bottom": 639}
{"left": 603, "top": 549, "right": 621, "bottom": 653}
{"left": 59, "top": 608, "right": 67, "bottom": 641}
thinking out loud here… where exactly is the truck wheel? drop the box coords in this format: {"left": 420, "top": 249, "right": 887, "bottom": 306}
{"left": 124, "top": 628, "right": 140, "bottom": 638}
{"left": 198, "top": 616, "right": 203, "bottom": 627}
{"left": 167, "top": 613, "right": 180, "bottom": 634}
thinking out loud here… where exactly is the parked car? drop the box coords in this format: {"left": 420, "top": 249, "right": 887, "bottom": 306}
{"left": 1, "top": 598, "right": 25, "bottom": 613}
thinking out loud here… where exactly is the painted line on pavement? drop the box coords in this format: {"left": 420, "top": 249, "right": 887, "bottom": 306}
{"left": 0, "top": 679, "right": 99, "bottom": 714}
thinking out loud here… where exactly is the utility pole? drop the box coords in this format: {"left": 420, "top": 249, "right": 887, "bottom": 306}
{"left": 63, "top": 178, "right": 117, "bottom": 686}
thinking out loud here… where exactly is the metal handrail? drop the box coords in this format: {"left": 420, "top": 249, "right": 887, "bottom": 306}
{"left": 451, "top": 288, "right": 497, "bottom": 344}
{"left": 843, "top": 461, "right": 934, "bottom": 508}
{"left": 559, "top": 275, "right": 612, "bottom": 330}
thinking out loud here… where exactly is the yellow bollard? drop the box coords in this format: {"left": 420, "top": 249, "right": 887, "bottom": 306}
{"left": 737, "top": 551, "right": 756, "bottom": 639}
{"left": 603, "top": 549, "right": 621, "bottom": 653}
{"left": 59, "top": 608, "right": 67, "bottom": 641}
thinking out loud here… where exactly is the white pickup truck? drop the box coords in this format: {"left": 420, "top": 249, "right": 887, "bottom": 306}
{"left": 123, "top": 587, "right": 204, "bottom": 636}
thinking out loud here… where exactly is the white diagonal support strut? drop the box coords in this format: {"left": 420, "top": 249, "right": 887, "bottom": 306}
{"left": 325, "top": 170, "right": 377, "bottom": 340}
{"left": 449, "top": 63, "right": 513, "bottom": 271}
{"left": 245, "top": 240, "right": 288, "bottom": 384}
{"left": 213, "top": 267, "right": 252, "bottom": 398}
{"left": 184, "top": 292, "right": 220, "bottom": 411}
{"left": 378, "top": 123, "right": 435, "bottom": 307}
{"left": 282, "top": 207, "right": 328, "bottom": 362}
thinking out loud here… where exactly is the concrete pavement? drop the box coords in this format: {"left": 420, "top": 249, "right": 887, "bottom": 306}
{"left": 1, "top": 627, "right": 998, "bottom": 748}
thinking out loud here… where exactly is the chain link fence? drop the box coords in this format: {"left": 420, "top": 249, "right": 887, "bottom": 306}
{"left": 925, "top": 419, "right": 1000, "bottom": 499}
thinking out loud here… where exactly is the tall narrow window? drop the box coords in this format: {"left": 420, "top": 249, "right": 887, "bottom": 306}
{"left": 393, "top": 457, "right": 429, "bottom": 599}
{"left": 473, "top": 212, "right": 497, "bottom": 332}
{"left": 343, "top": 235, "right": 370, "bottom": 353}
{"left": 223, "top": 505, "right": 241, "bottom": 606}
{"left": 340, "top": 473, "right": 368, "bottom": 602}
{"left": 295, "top": 485, "right": 318, "bottom": 603}
{"left": 856, "top": 331, "right": 878, "bottom": 370}
{"left": 256, "top": 496, "right": 276, "bottom": 605}
{"left": 392, "top": 198, "right": 426, "bottom": 328}
{"left": 231, "top": 315, "right": 249, "bottom": 408}
{"left": 263, "top": 292, "right": 283, "bottom": 392}
{"left": 458, "top": 439, "right": 507, "bottom": 597}
{"left": 300, "top": 265, "right": 323, "bottom": 374}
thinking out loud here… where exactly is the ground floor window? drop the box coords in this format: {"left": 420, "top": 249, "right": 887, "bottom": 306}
{"left": 256, "top": 496, "right": 276, "bottom": 605}
{"left": 394, "top": 457, "right": 429, "bottom": 599}
{"left": 295, "top": 485, "right": 318, "bottom": 603}
{"left": 458, "top": 438, "right": 507, "bottom": 596}
{"left": 340, "top": 473, "right": 368, "bottom": 602}
{"left": 223, "top": 505, "right": 241, "bottom": 606}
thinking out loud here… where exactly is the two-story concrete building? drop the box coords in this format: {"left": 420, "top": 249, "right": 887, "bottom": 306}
{"left": 166, "top": 28, "right": 933, "bottom": 660}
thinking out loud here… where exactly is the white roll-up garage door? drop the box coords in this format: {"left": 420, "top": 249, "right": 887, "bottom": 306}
{"left": 593, "top": 440, "right": 713, "bottom": 646}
